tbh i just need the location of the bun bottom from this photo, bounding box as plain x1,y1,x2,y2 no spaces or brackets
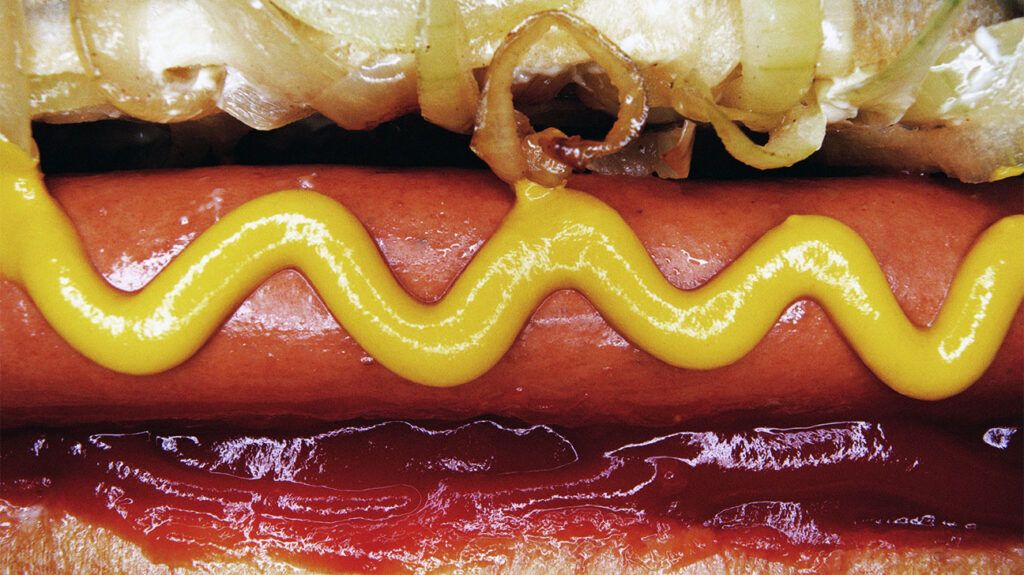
3,501,1021,575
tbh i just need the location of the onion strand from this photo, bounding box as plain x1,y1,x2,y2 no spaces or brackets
839,0,967,125
723,0,823,115
416,0,480,133
471,10,647,186
675,74,826,170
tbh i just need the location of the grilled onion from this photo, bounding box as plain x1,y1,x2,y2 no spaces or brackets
416,0,480,133
72,0,224,123
472,10,647,185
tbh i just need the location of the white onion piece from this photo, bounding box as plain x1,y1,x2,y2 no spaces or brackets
904,18,1023,124
675,74,826,170
724,0,823,115
218,67,311,131
23,0,86,77
72,0,223,123
193,0,339,108
818,0,855,78
28,73,107,118
839,0,967,125
0,0,35,155
270,0,418,52
313,54,419,131
416,0,479,133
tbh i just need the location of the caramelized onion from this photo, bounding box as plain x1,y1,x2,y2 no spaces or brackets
416,0,480,133
655,120,696,179
72,0,223,123
723,0,823,115
674,74,826,170
586,121,695,179
472,10,647,185
314,54,419,131
194,0,338,129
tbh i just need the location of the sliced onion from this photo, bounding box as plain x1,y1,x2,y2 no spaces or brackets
0,0,34,155
72,0,224,123
28,73,110,119
194,0,338,109
818,0,855,78
472,10,647,186
903,18,1023,124
314,54,419,131
722,0,823,115
672,75,782,133
839,0,966,125
218,67,311,131
823,15,1023,183
201,0,416,131
269,0,418,53
586,122,696,179
461,0,577,67
675,74,826,170
655,121,696,179
416,0,479,133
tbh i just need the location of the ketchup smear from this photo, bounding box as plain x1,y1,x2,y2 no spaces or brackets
2,419,1021,573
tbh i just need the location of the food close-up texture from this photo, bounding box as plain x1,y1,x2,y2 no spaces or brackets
1,0,1022,573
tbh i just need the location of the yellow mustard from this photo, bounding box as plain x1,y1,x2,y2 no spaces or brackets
1,141,1021,399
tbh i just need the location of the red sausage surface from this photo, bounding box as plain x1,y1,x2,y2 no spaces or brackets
1,167,1021,426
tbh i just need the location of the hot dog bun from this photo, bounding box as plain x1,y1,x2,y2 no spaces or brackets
2,506,1019,575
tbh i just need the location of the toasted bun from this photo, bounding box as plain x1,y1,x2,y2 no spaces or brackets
3,501,1022,575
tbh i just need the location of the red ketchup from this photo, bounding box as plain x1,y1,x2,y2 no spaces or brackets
2,419,1021,572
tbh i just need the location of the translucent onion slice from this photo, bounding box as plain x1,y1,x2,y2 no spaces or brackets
195,0,349,131
723,0,823,115
472,10,647,186
218,67,311,131
461,0,577,67
28,73,110,120
416,0,480,133
824,16,1023,182
903,18,1024,124
818,0,855,78
675,74,826,170
314,54,419,131
587,122,696,179
838,0,967,125
655,121,696,179
0,0,34,155
22,0,87,77
269,0,418,53
72,0,224,123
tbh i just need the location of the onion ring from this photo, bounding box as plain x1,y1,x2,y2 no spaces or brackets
471,10,647,186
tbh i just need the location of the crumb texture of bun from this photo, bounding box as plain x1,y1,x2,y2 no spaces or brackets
3,503,1023,575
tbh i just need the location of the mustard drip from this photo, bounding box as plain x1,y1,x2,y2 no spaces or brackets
1,141,1021,399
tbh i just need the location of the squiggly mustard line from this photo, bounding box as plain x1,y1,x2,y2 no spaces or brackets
1,142,1021,399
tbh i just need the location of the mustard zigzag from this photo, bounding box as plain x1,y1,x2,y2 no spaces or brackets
2,145,1022,399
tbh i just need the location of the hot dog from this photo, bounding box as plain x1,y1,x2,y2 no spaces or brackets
2,1,1023,573
1,165,1021,427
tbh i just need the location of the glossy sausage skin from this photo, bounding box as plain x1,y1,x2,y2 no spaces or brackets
1,167,1021,427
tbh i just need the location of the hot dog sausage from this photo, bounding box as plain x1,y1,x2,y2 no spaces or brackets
1,167,1020,426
